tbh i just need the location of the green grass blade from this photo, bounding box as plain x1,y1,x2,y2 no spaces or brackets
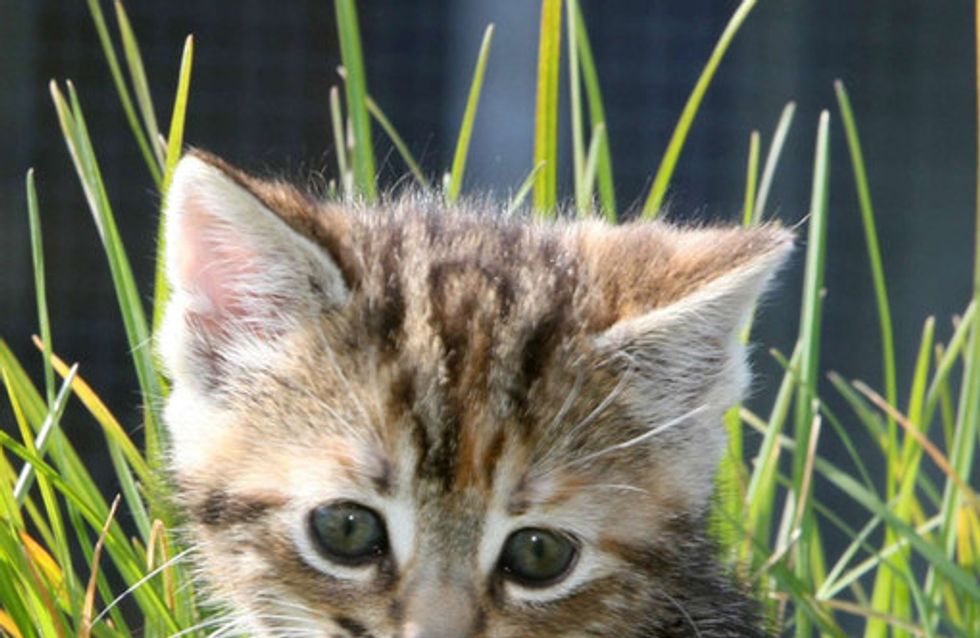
741,344,800,567
865,318,934,638
0,529,44,636
4,367,83,628
742,130,761,226
805,494,942,638
572,0,615,217
828,371,887,447
794,109,831,477
816,390,877,493
44,348,153,543
821,516,944,601
329,85,351,198
754,420,978,631
506,162,547,216
904,317,935,438
642,0,758,217
366,96,430,190
11,365,77,504
819,513,886,599
84,0,162,186
816,457,980,601
580,123,607,218
26,170,54,409
114,0,164,168
894,318,937,518
792,110,831,638
152,34,194,341
716,407,746,552
754,101,796,221
533,0,562,215
50,81,164,470
38,343,151,486
566,0,586,213
835,80,898,458
923,302,975,429
0,340,115,517
160,35,194,198
446,24,494,203
0,431,181,631
335,0,377,202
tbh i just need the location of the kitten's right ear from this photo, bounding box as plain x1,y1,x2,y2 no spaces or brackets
158,152,348,386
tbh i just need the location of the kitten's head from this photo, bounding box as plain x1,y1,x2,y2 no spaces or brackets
159,151,791,637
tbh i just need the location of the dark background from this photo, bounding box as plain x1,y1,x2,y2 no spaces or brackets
0,0,975,628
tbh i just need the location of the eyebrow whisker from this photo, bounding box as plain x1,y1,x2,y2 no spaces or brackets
569,404,708,468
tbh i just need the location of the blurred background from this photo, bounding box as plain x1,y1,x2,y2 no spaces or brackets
0,0,975,620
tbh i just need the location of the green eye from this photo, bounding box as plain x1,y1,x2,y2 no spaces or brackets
498,528,577,587
309,502,387,564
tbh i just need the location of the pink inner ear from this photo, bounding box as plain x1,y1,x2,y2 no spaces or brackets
173,193,264,323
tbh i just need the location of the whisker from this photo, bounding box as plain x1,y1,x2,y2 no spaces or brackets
570,404,708,468
91,547,196,626
661,590,704,638
166,615,231,638
547,366,586,433
565,363,633,440
586,483,650,495
206,620,243,638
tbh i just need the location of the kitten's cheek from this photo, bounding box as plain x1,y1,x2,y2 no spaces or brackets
163,387,238,475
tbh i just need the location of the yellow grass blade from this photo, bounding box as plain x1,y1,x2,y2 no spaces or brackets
0,611,24,638
33,337,151,485
18,532,66,606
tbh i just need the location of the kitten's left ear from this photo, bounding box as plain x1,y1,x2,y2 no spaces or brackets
581,223,793,507
158,152,349,387
591,224,792,357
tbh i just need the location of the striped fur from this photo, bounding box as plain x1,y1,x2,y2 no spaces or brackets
158,151,792,637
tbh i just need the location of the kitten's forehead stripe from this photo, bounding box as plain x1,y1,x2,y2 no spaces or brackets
374,225,406,356
353,212,590,498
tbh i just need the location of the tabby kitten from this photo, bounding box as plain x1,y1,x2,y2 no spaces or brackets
158,150,792,637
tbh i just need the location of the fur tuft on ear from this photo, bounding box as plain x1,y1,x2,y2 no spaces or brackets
157,152,348,389
583,222,794,509
593,226,792,354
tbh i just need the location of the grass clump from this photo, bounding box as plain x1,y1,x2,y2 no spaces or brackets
1,1,977,636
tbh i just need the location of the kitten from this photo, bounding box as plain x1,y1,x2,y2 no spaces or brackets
158,150,792,637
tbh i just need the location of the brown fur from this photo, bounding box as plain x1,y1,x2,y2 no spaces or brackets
160,151,792,637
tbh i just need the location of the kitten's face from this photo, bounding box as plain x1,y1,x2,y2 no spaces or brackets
159,152,790,637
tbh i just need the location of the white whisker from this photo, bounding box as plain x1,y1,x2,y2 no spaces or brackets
571,404,708,468
547,366,586,433
91,547,196,625
565,364,633,440
165,615,231,638
587,483,650,495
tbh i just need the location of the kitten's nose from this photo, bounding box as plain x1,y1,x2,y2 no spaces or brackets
401,580,476,638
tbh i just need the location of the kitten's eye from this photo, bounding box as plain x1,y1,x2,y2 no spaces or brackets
309,502,387,565
498,528,577,587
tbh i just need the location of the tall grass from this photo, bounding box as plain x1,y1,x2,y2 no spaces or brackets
1,1,977,636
